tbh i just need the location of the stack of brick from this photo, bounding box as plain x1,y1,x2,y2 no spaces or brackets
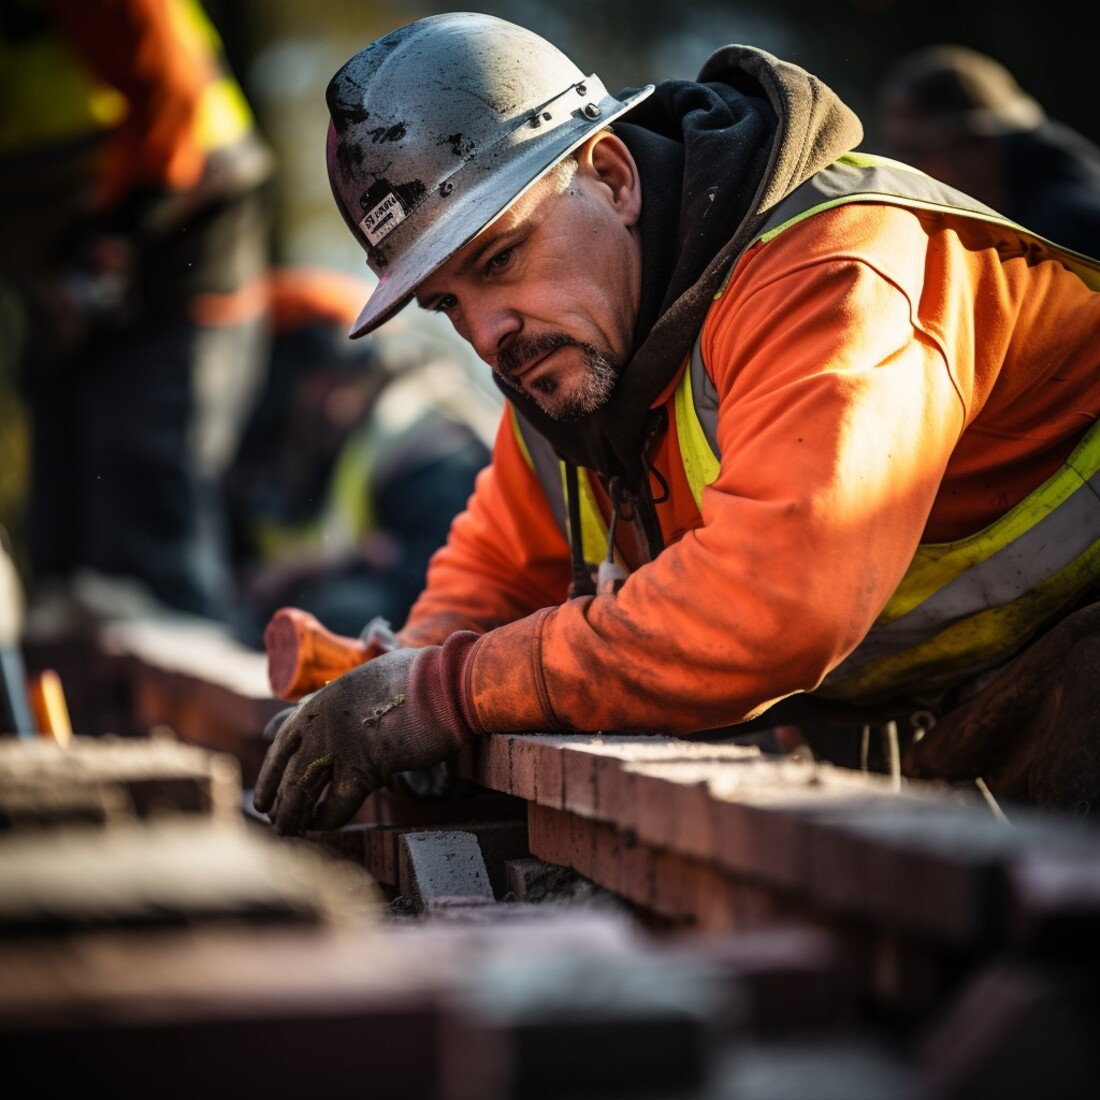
0,734,925,1100
9,618,1097,1097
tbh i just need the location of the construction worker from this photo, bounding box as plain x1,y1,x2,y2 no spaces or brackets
254,12,1100,836
0,0,274,624
225,266,498,647
871,44,1100,258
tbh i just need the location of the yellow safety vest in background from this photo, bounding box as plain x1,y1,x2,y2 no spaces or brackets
0,0,253,165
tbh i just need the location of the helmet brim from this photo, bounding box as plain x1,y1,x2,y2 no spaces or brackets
348,84,655,338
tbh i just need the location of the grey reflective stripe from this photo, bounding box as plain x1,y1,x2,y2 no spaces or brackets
514,407,569,535
827,470,1100,680
689,336,720,458
761,154,1007,235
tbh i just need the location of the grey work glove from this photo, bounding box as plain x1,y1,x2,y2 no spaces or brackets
253,632,482,836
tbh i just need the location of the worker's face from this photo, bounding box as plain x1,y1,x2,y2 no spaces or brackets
415,133,643,420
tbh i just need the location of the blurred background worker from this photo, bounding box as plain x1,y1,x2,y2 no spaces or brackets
224,266,499,648
0,0,275,629
871,43,1100,257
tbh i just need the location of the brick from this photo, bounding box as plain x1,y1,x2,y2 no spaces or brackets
462,732,513,794
526,802,570,864
809,800,1078,945
0,815,384,932
398,830,495,913
702,759,920,892
0,923,470,1100
367,825,400,885
307,822,371,866
514,734,570,807
562,740,601,817
568,809,598,880
561,736,760,823
665,924,857,1036
445,940,735,1100
98,618,284,787
616,760,725,861
863,927,961,1018
0,735,242,828
503,857,582,902
648,847,729,928
590,818,629,898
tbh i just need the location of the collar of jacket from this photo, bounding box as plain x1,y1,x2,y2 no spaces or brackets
500,44,863,492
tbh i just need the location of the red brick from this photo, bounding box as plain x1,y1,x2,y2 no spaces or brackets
527,803,573,867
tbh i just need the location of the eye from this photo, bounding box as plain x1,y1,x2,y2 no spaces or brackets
432,293,458,314
487,247,513,271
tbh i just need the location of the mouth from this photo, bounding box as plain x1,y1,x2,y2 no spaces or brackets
500,347,558,392
515,347,559,384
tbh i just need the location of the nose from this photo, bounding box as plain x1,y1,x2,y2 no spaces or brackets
459,296,520,366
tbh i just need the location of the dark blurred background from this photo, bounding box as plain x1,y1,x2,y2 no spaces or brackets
1,0,1091,586
214,0,1097,276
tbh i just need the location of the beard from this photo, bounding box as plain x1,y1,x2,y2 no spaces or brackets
496,331,619,420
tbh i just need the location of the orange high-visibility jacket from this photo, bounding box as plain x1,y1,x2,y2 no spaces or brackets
400,199,1100,735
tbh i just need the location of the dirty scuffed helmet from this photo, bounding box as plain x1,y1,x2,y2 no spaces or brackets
325,12,654,337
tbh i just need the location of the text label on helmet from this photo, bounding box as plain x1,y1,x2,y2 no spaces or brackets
360,192,407,247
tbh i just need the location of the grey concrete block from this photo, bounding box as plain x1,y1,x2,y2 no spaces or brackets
398,830,494,913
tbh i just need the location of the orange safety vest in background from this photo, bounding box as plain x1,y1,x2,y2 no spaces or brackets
0,0,260,209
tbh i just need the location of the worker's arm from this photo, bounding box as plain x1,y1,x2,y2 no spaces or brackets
394,408,578,647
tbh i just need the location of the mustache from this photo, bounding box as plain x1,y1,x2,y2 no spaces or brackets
496,332,588,380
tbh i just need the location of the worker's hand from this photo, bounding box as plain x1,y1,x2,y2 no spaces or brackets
253,632,482,835
262,698,312,745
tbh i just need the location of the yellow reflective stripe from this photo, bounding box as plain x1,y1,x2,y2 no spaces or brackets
0,0,253,158
172,0,224,51
720,153,1100,302
169,0,254,151
171,0,255,150
511,406,626,567
251,516,323,561
197,76,254,151
882,420,1100,622
510,404,535,470
674,357,720,509
558,462,612,566
823,422,1100,701
0,37,124,150
824,541,1100,702
319,427,376,552
758,195,1100,294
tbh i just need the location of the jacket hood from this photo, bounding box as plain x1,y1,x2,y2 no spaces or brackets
503,44,863,488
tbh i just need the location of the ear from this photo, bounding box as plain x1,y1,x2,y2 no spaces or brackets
577,131,642,227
